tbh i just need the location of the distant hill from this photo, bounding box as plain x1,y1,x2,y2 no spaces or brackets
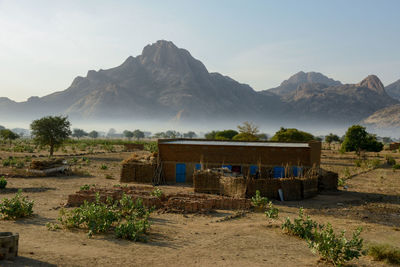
385,79,400,101
279,75,398,123
262,71,342,97
0,40,282,122
363,104,400,128
0,40,398,129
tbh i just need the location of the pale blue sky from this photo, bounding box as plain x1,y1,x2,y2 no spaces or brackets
1,0,399,101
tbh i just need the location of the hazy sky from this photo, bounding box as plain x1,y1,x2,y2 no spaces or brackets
1,0,400,102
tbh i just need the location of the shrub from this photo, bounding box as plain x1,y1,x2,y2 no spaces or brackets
0,176,7,189
151,188,164,199
367,159,380,169
251,190,269,209
80,184,95,191
393,164,400,170
338,178,346,187
105,174,114,179
354,159,362,167
0,190,34,219
115,216,150,242
59,194,118,236
385,155,396,166
58,193,151,241
100,164,108,170
265,201,279,219
281,208,320,240
368,243,400,265
308,224,364,266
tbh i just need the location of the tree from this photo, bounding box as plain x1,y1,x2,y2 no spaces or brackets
88,130,98,139
232,122,260,141
215,130,238,140
205,131,218,139
123,130,134,141
165,130,180,138
0,129,19,145
237,121,260,136
30,116,71,156
341,125,383,154
183,131,197,139
107,128,117,138
270,127,315,142
325,133,340,144
153,132,166,139
72,128,88,139
133,129,145,140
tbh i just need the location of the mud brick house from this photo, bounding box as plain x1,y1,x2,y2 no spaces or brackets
158,139,321,183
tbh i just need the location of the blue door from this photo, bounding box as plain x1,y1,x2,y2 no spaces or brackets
195,163,202,170
273,166,285,178
176,163,186,183
250,165,258,175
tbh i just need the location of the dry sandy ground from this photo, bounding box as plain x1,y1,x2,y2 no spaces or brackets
0,150,399,266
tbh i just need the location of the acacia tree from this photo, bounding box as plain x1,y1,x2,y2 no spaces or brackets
0,129,19,145
183,131,197,139
30,116,71,156
325,133,340,144
270,127,314,142
133,129,145,140
88,130,98,139
123,130,134,141
233,121,260,141
72,128,88,139
341,125,383,155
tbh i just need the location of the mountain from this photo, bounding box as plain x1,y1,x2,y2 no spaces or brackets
385,80,400,101
363,104,400,128
280,75,398,123
0,40,282,122
262,71,342,96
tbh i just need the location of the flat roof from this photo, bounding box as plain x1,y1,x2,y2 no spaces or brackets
160,140,310,148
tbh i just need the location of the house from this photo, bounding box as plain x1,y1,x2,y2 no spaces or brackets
158,139,321,183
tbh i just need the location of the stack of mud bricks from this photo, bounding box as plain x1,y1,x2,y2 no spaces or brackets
0,232,19,260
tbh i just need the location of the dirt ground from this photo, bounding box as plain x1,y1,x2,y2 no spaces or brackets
1,149,400,266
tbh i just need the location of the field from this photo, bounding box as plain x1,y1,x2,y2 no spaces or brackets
1,140,400,266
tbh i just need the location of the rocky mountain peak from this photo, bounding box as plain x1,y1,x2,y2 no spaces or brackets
357,75,385,94
281,71,342,87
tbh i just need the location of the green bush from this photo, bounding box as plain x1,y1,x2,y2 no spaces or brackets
385,155,396,166
251,190,269,209
308,224,364,266
367,159,381,169
0,176,7,189
265,201,279,219
151,188,164,199
354,159,362,167
368,243,400,265
115,216,150,242
393,164,400,170
100,164,108,170
281,208,320,240
58,193,151,241
0,190,34,219
80,184,95,191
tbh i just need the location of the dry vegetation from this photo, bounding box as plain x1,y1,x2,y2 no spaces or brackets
0,142,400,266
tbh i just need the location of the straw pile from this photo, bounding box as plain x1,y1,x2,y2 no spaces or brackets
280,178,302,201
120,153,157,183
318,169,338,191
30,158,65,170
246,178,280,199
219,176,247,198
193,169,221,194
300,176,318,199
